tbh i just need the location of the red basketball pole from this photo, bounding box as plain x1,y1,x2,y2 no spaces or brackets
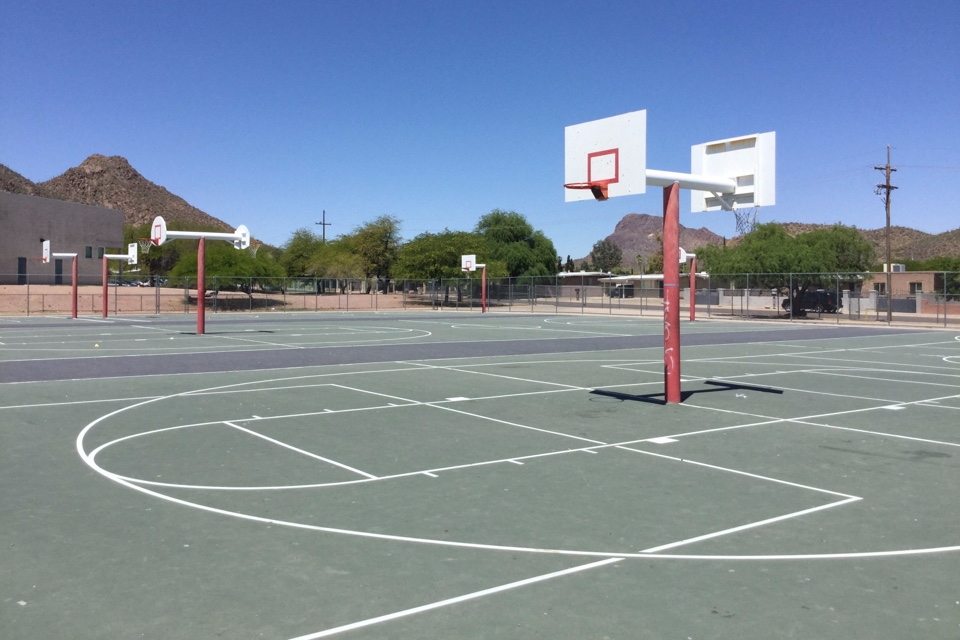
69,256,78,319
102,257,109,319
197,237,206,335
481,265,487,313
663,183,681,403
689,254,697,322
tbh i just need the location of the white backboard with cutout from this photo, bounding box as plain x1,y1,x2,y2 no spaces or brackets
564,110,647,202
690,131,776,212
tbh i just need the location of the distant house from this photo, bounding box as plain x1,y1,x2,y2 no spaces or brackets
0,192,124,285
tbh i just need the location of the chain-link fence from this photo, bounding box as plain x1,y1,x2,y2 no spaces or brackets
2,272,959,327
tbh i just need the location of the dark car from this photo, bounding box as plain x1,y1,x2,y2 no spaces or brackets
782,290,841,314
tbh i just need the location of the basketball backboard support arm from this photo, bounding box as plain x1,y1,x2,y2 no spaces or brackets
645,169,737,203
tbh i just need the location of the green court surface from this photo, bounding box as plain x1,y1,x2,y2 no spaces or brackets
2,312,959,639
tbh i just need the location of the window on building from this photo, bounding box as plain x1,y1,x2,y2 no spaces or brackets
85,246,93,259
909,282,923,294
874,282,886,294
98,247,105,259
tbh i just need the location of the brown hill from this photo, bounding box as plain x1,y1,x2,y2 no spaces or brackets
1,155,232,232
583,213,724,269
0,164,52,197
777,222,959,262
597,215,960,268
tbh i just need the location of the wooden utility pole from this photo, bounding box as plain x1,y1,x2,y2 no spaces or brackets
875,146,897,323
315,210,332,243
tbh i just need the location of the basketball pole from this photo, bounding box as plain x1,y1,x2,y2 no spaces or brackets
197,237,206,335
663,182,681,404
102,258,109,319
479,264,487,313
51,252,79,319
71,256,78,319
689,254,697,322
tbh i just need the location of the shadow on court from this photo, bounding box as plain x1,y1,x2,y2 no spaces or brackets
590,379,785,405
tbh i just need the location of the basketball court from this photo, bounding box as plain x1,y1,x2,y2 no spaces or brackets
3,311,960,638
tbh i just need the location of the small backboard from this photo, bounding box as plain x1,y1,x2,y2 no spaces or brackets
461,254,476,272
41,239,50,264
690,132,776,212
127,242,138,265
565,109,646,202
151,216,167,246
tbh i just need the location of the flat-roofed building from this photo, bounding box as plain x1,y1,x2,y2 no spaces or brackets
0,192,124,284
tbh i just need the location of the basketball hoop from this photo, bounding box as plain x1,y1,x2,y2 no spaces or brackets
247,241,263,258
138,238,155,255
733,206,760,235
563,182,609,201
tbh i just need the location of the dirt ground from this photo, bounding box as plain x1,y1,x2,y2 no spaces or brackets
0,284,410,316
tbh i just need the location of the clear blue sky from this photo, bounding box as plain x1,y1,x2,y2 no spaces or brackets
2,0,958,260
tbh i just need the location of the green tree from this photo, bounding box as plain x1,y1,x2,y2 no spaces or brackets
590,239,622,272
352,215,401,279
698,223,874,314
646,233,664,275
564,255,576,272
394,229,491,280
475,209,558,277
280,228,323,276
168,239,284,289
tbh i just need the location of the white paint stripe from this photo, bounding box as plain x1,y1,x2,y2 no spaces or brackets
615,445,860,499
286,557,622,639
428,403,607,444
422,471,438,478
0,395,161,410
641,497,861,553
223,421,377,479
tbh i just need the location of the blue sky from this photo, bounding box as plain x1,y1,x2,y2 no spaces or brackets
2,0,958,260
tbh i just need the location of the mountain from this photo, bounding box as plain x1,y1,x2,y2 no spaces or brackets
1,155,232,232
582,213,724,269
595,215,960,268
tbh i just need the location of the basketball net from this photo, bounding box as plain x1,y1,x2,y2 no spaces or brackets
138,238,154,255
733,207,759,236
247,241,262,258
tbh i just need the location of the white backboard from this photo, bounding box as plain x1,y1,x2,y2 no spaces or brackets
461,254,476,272
151,216,168,245
690,131,776,212
565,110,646,201
233,224,251,250
41,239,50,264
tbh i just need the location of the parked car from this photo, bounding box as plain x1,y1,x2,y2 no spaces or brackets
781,290,841,314
607,283,634,298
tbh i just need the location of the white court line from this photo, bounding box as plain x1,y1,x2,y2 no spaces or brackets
223,421,377,479
641,497,861,553
616,444,859,500
79,397,960,561
286,557,622,640
409,361,589,390
0,395,161,411
428,403,607,445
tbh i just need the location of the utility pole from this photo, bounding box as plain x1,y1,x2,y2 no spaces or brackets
875,146,897,323
315,210,332,243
